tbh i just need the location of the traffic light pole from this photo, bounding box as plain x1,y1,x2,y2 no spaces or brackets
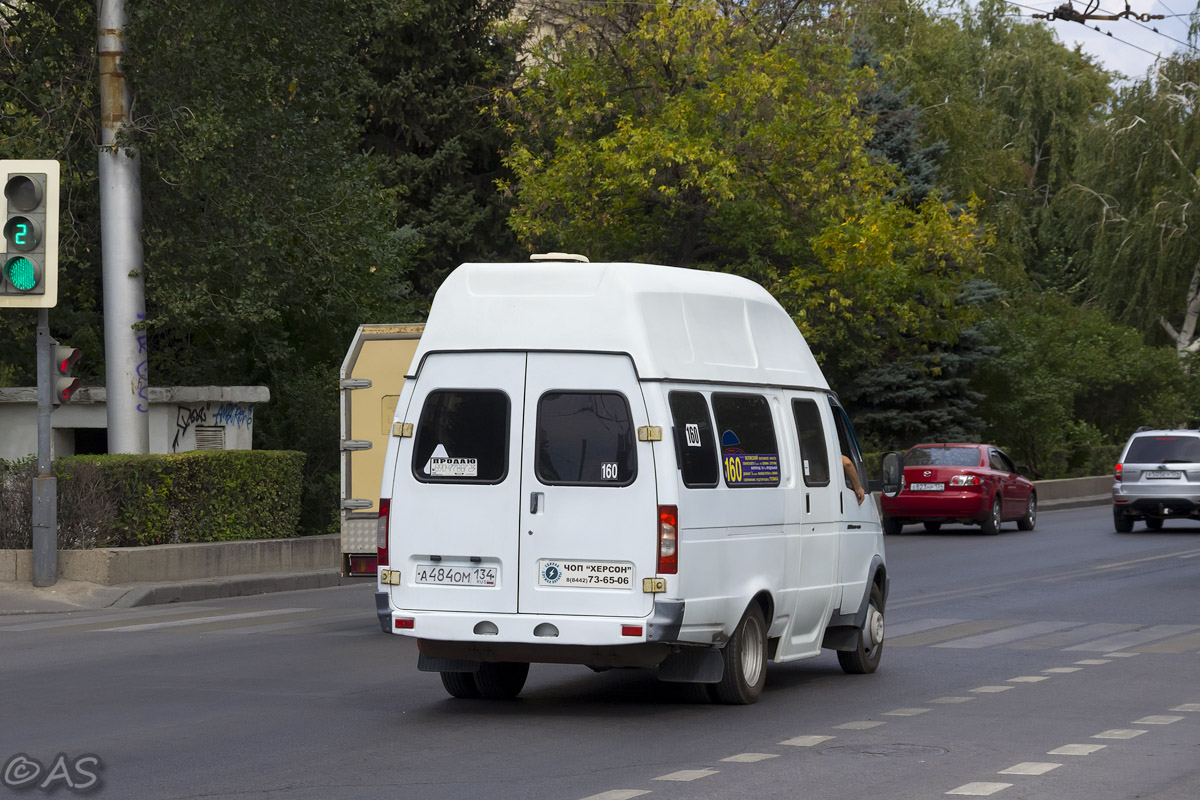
33,308,58,587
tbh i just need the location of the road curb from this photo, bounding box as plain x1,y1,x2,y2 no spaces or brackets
113,570,344,608
1039,494,1111,513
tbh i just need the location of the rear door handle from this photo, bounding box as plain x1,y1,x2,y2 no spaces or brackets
530,492,543,514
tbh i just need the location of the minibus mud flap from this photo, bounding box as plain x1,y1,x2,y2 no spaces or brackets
656,647,724,683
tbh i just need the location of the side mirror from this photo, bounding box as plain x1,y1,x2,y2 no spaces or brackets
881,452,904,497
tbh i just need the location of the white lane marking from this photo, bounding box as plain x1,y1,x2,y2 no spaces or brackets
101,609,310,632
721,753,778,763
652,769,718,782
1066,625,1200,652
780,735,834,747
1092,729,1147,739
216,612,367,634
971,686,1014,693
1008,676,1049,683
998,762,1061,775
1171,704,1200,712
1104,652,1141,657
931,697,976,704
946,782,1012,796
0,605,221,631
580,792,651,800
835,721,885,730
886,618,970,637
1074,659,1111,665
1048,744,1107,755
935,620,1085,649
1133,715,1183,725
883,708,932,716
1043,667,1082,673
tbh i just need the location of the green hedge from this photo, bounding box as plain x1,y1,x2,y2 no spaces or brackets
1,450,305,549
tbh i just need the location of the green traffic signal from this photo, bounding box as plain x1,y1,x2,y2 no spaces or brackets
4,255,38,292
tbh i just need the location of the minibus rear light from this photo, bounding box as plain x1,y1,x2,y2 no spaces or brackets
621,625,643,637
377,498,391,567
394,617,414,630
657,505,678,575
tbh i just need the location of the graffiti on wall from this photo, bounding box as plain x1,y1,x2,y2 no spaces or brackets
170,402,254,452
136,312,149,413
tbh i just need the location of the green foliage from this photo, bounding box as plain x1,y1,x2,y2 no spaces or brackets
0,451,305,549
973,294,1196,478
358,0,525,299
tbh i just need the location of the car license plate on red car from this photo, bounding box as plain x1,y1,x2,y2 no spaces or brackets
909,482,944,491
1145,470,1182,479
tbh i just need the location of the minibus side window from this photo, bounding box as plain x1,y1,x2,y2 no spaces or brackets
792,398,830,487
412,390,510,483
829,400,865,490
711,393,781,488
535,392,636,486
668,391,719,488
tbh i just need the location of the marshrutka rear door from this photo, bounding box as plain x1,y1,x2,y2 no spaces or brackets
389,352,526,614
517,354,658,618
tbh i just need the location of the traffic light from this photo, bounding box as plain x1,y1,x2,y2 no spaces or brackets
0,159,60,308
52,344,82,407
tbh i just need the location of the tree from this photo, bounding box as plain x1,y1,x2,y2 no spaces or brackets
358,0,525,300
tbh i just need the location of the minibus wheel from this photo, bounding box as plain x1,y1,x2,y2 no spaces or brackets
476,662,529,699
713,605,767,705
440,671,481,699
837,584,884,675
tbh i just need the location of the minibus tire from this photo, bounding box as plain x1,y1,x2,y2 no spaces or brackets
837,584,884,675
440,671,482,699
476,662,529,699
712,605,767,705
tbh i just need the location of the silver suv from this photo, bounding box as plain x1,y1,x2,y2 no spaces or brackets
1112,428,1200,532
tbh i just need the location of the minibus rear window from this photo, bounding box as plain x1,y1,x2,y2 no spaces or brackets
669,391,719,488
412,390,510,483
711,393,781,488
535,392,636,486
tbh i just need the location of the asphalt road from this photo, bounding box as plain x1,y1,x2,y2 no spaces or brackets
2,504,1198,800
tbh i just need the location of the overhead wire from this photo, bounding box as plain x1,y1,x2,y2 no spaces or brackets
1002,0,1166,58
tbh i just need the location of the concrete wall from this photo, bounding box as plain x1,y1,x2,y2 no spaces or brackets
0,535,339,585
1032,475,1111,501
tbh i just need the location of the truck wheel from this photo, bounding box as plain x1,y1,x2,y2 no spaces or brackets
980,497,1002,535
1017,494,1037,531
837,583,884,675
476,662,529,699
440,671,481,699
712,604,767,705
1113,507,1134,533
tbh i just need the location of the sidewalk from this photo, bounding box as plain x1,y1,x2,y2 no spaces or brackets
0,569,343,615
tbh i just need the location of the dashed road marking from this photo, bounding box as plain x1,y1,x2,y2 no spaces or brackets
883,707,931,716
780,735,834,747
834,721,885,730
1104,651,1141,657
890,620,1017,648
101,609,313,632
1171,703,1200,712
1009,622,1139,651
652,769,718,782
1074,659,1111,665
971,686,1014,693
1048,744,1107,755
1132,715,1183,725
935,620,1085,649
1092,729,1147,739
931,696,976,704
1043,667,1082,673
1066,626,1200,652
998,762,1061,775
721,753,778,763
1008,676,1049,683
946,782,1012,796
580,792,650,800
1134,631,1200,654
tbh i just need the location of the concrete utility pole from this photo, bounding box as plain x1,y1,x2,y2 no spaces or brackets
97,0,149,454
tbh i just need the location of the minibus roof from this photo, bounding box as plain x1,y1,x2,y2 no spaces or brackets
412,261,829,390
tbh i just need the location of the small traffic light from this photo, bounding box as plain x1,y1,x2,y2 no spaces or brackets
53,344,82,406
0,159,60,308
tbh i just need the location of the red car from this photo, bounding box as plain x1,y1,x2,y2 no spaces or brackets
880,443,1036,535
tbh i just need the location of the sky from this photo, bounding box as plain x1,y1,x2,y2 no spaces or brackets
1002,1,1198,80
